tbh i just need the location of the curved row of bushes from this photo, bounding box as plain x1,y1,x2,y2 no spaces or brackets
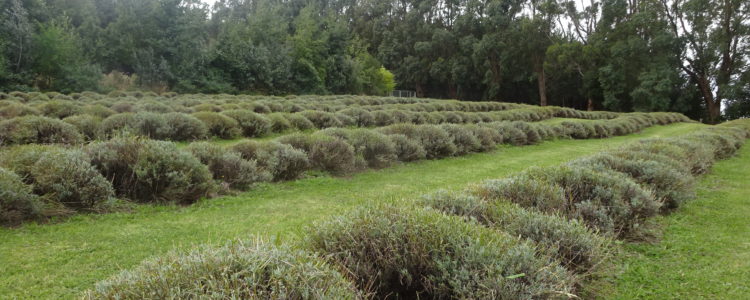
0,102,687,145
82,120,749,299
0,114,687,226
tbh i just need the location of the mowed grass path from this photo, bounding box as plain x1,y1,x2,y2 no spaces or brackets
610,139,750,299
0,123,704,299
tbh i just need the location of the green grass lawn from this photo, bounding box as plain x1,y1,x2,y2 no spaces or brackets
610,139,750,299
0,123,705,299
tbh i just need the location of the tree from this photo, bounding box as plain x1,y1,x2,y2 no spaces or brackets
660,0,750,123
32,17,101,92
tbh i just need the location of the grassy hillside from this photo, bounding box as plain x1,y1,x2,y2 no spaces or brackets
611,141,750,299
0,122,704,298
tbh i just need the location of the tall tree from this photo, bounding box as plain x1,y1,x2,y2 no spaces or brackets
660,0,750,123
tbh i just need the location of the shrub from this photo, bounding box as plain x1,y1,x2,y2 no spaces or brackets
63,115,102,141
233,141,310,181
99,113,137,138
372,110,395,126
380,124,457,158
30,149,114,210
470,177,568,213
284,113,315,130
192,112,242,139
300,110,342,128
570,153,694,210
37,100,83,118
82,104,116,119
387,134,426,162
467,125,500,151
0,103,40,118
307,203,573,298
422,191,609,275
84,240,362,299
277,133,314,153
186,142,270,189
348,130,398,168
512,121,543,144
267,113,293,133
308,134,356,174
339,108,375,127
132,112,171,139
441,124,481,154
626,139,712,175
222,110,272,137
86,137,214,204
0,168,41,225
163,112,208,141
506,166,660,235
0,116,83,145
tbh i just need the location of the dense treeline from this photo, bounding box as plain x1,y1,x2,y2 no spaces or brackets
0,0,747,122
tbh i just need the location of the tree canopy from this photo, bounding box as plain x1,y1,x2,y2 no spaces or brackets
0,0,747,121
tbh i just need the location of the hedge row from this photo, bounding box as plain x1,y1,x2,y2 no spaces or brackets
0,114,685,225
83,120,749,299
0,105,688,145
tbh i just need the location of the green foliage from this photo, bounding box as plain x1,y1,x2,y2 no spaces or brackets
0,167,41,225
86,137,213,204
222,110,271,137
232,141,310,181
307,203,574,298
192,111,242,139
186,142,269,189
29,148,114,210
84,239,362,299
0,115,82,145
422,191,610,275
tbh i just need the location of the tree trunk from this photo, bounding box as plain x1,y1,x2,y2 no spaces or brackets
448,85,457,99
695,76,721,124
587,98,594,111
535,61,548,106
415,83,425,98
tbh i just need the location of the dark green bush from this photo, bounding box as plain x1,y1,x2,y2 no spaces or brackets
186,142,270,189
192,111,242,139
422,191,609,275
86,137,214,204
63,115,101,141
0,167,41,226
84,240,362,299
0,116,83,145
233,141,310,181
163,112,209,141
222,110,272,137
307,203,573,298
30,149,114,210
